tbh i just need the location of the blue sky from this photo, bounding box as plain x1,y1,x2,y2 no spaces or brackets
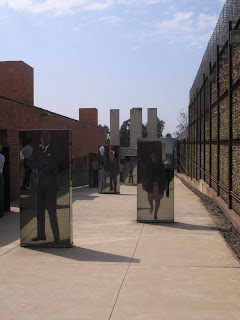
0,0,226,135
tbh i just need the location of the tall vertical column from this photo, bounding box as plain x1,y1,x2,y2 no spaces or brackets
147,108,157,138
130,108,142,148
110,109,120,146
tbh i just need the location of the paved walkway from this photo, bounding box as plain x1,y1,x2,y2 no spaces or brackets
0,177,240,320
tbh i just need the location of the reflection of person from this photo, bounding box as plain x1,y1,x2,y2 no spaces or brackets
99,145,105,157
0,145,5,217
92,156,99,187
119,162,124,182
128,160,134,184
142,152,168,220
21,140,33,190
99,164,107,191
164,162,171,197
106,149,119,193
28,131,60,243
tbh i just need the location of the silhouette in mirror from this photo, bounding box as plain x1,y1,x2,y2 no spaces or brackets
137,139,174,222
19,130,72,247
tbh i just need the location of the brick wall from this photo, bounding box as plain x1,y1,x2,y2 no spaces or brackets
0,96,106,200
0,61,34,105
0,61,106,201
79,108,98,126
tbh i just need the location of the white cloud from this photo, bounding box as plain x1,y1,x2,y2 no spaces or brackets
73,23,86,31
197,13,218,30
126,9,220,49
131,45,140,51
154,11,194,34
0,0,114,15
117,0,165,4
98,15,120,23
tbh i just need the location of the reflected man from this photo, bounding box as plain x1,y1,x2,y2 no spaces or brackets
28,131,60,243
107,149,119,193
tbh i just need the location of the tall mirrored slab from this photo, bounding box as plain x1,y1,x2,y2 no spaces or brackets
19,130,72,247
98,145,120,194
137,139,174,222
89,152,98,187
124,156,137,186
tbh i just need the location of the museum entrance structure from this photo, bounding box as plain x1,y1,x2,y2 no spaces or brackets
19,130,72,247
137,139,174,223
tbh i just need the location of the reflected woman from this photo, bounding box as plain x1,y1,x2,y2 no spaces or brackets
142,152,168,220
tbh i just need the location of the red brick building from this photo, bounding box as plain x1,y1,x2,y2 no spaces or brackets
0,61,106,201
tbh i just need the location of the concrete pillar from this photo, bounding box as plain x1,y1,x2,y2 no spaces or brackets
147,108,157,138
110,109,120,146
130,108,142,148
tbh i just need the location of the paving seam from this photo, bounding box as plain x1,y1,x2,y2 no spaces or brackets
108,223,144,320
0,243,19,257
124,265,240,269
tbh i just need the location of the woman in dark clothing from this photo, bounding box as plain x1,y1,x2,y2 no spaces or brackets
142,152,168,220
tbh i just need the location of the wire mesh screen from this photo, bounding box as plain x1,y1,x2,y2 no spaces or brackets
190,0,240,100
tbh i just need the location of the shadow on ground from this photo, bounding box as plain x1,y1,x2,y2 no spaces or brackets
27,246,140,263
72,186,99,201
144,221,220,231
0,210,20,248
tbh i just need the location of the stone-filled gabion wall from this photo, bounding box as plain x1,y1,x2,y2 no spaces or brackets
177,1,240,217
179,31,240,217
232,85,240,139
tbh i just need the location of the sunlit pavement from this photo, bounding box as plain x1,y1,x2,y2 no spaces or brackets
0,177,239,320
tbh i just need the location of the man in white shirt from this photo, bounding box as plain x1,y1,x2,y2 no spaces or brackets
0,145,5,217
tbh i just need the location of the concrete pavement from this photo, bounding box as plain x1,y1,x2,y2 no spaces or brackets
0,177,239,320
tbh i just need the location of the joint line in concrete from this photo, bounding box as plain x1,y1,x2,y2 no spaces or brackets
108,223,144,319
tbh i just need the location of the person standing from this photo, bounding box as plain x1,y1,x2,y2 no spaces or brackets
128,160,134,184
98,163,107,191
106,149,119,193
91,156,99,187
164,161,171,197
119,161,124,182
28,131,60,243
0,145,5,217
142,152,168,220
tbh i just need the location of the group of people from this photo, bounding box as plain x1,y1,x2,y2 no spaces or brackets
1,136,173,241
119,160,135,184
91,147,119,193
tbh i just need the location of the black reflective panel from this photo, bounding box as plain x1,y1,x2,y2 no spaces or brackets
98,145,120,194
19,130,72,247
137,139,174,223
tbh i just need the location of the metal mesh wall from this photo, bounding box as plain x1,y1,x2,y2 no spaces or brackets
190,0,240,100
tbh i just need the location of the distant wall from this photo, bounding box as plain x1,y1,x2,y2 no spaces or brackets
0,61,106,200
